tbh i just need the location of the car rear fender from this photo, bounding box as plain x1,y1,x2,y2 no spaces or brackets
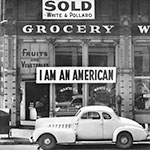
112,126,134,142
112,126,147,142
32,127,76,144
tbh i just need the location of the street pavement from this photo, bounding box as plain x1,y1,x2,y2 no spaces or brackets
0,143,150,150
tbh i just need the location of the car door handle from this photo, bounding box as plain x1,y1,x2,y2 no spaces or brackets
75,122,78,125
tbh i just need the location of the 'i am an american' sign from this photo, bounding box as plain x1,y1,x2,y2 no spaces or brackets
36,67,116,84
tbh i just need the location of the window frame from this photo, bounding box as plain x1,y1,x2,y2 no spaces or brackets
102,112,112,120
134,42,150,111
80,111,101,120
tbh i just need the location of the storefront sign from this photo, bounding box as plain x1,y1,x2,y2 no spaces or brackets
17,22,118,36
36,67,116,83
42,0,95,19
132,24,150,35
18,22,150,36
20,43,49,76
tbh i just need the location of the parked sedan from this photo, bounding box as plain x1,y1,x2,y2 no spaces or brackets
55,95,106,116
55,95,83,116
30,106,150,150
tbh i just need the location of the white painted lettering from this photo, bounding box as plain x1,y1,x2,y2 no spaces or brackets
103,25,114,33
21,24,116,34
36,25,47,33
76,25,86,33
90,25,101,33
138,25,150,33
63,25,73,33
50,25,60,33
22,25,34,33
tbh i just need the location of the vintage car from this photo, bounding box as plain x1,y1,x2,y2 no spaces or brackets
55,95,83,116
55,95,106,116
30,106,150,150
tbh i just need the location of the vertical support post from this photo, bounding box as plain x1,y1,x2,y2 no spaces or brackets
72,48,78,94
4,35,17,126
82,40,89,106
0,36,4,108
49,39,55,117
117,16,134,119
1,18,18,126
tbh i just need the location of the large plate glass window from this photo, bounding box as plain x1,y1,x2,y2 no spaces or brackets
134,46,150,111
88,45,116,109
55,43,82,116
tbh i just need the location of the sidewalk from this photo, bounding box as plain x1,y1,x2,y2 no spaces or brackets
0,120,35,145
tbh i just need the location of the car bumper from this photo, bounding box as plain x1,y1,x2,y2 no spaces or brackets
147,132,150,140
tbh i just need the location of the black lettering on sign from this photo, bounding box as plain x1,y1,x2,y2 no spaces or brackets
59,69,70,80
44,69,56,80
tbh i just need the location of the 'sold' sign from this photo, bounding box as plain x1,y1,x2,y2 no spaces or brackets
42,0,95,19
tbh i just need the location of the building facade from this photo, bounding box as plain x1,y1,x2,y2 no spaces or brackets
0,0,150,126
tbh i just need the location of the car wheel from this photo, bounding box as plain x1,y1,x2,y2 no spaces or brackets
116,132,133,149
38,134,57,150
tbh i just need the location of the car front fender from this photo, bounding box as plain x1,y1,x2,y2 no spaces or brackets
112,126,148,142
32,127,76,144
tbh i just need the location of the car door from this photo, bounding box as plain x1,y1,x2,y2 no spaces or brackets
102,112,119,139
76,111,103,140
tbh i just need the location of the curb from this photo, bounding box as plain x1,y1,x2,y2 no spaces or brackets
0,138,33,145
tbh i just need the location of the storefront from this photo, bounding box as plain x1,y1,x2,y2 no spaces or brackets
2,0,150,126
18,34,118,120
15,23,150,124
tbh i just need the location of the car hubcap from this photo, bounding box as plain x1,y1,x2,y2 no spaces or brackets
44,138,51,145
121,137,128,144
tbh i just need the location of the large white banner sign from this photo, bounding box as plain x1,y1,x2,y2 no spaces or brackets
43,0,95,19
36,67,116,83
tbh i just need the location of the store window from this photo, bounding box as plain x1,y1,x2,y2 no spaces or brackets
88,45,116,109
55,44,83,116
134,46,150,111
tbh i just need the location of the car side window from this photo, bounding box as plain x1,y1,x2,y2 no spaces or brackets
71,98,82,105
102,112,111,120
81,112,100,120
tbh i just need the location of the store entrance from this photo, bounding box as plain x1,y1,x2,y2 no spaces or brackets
25,82,49,120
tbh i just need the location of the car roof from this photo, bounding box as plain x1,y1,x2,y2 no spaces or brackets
72,95,83,99
80,105,114,113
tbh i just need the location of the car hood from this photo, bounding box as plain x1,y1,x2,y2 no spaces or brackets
119,117,142,128
35,116,78,129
